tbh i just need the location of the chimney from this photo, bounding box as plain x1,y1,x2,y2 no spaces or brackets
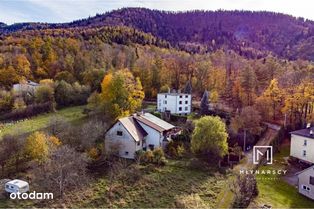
307,123,311,129
310,130,314,136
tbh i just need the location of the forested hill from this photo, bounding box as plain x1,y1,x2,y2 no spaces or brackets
1,8,314,60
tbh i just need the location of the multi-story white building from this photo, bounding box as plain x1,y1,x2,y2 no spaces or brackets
157,92,191,115
290,127,314,164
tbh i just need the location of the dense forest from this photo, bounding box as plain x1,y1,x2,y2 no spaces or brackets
1,8,314,60
0,8,313,128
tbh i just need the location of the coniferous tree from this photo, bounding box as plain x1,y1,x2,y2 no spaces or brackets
183,80,192,94
200,90,209,115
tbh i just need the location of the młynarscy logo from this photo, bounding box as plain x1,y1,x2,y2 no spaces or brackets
253,145,273,165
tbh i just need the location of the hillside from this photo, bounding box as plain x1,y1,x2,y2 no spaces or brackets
1,8,314,60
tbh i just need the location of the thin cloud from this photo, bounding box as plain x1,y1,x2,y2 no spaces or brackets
0,0,312,24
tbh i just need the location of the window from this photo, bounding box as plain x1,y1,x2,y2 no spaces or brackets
310,176,314,185
179,101,182,104
164,100,167,104
125,151,129,155
165,95,167,98
137,141,140,146
304,140,307,146
117,131,123,136
302,185,311,191
303,150,307,157
179,95,183,98
185,95,188,98
185,107,188,111
149,144,154,150
179,107,182,111
185,101,188,104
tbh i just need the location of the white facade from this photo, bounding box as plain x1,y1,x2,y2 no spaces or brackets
157,93,191,115
105,113,179,159
298,166,314,200
290,134,314,164
137,121,163,150
105,121,143,159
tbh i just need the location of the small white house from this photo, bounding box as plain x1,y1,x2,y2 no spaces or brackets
297,165,314,200
105,112,180,159
13,80,39,96
5,179,29,194
290,127,314,164
157,91,191,115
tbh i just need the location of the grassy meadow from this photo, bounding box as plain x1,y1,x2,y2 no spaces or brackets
254,144,314,208
0,106,86,139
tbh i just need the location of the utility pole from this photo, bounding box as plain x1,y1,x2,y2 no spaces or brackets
243,129,247,152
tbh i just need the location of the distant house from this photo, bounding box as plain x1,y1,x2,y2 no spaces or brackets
157,91,191,115
290,127,314,164
297,165,314,200
105,112,180,159
13,80,39,96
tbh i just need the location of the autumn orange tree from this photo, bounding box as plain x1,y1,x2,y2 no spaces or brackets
282,81,314,127
89,69,145,121
255,79,283,121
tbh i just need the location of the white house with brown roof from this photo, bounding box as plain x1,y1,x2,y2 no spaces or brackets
105,112,180,159
297,165,314,200
290,127,314,164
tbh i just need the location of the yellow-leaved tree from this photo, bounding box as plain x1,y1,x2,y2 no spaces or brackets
256,79,283,121
90,69,145,121
25,132,49,164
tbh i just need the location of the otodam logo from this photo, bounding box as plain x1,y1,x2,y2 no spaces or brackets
253,146,273,165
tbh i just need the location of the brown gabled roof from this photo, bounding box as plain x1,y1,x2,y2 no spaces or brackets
119,116,148,142
134,113,175,133
134,115,164,132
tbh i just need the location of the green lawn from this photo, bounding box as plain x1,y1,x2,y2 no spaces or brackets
254,144,314,208
77,160,228,208
0,106,86,139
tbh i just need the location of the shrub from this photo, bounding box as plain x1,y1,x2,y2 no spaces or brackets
13,97,26,110
0,102,54,121
232,174,258,208
176,144,185,158
151,111,161,118
88,147,101,160
166,140,187,158
143,150,154,163
35,85,54,103
135,150,145,163
0,90,14,113
153,148,167,165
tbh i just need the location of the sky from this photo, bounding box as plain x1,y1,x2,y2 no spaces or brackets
0,0,313,25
